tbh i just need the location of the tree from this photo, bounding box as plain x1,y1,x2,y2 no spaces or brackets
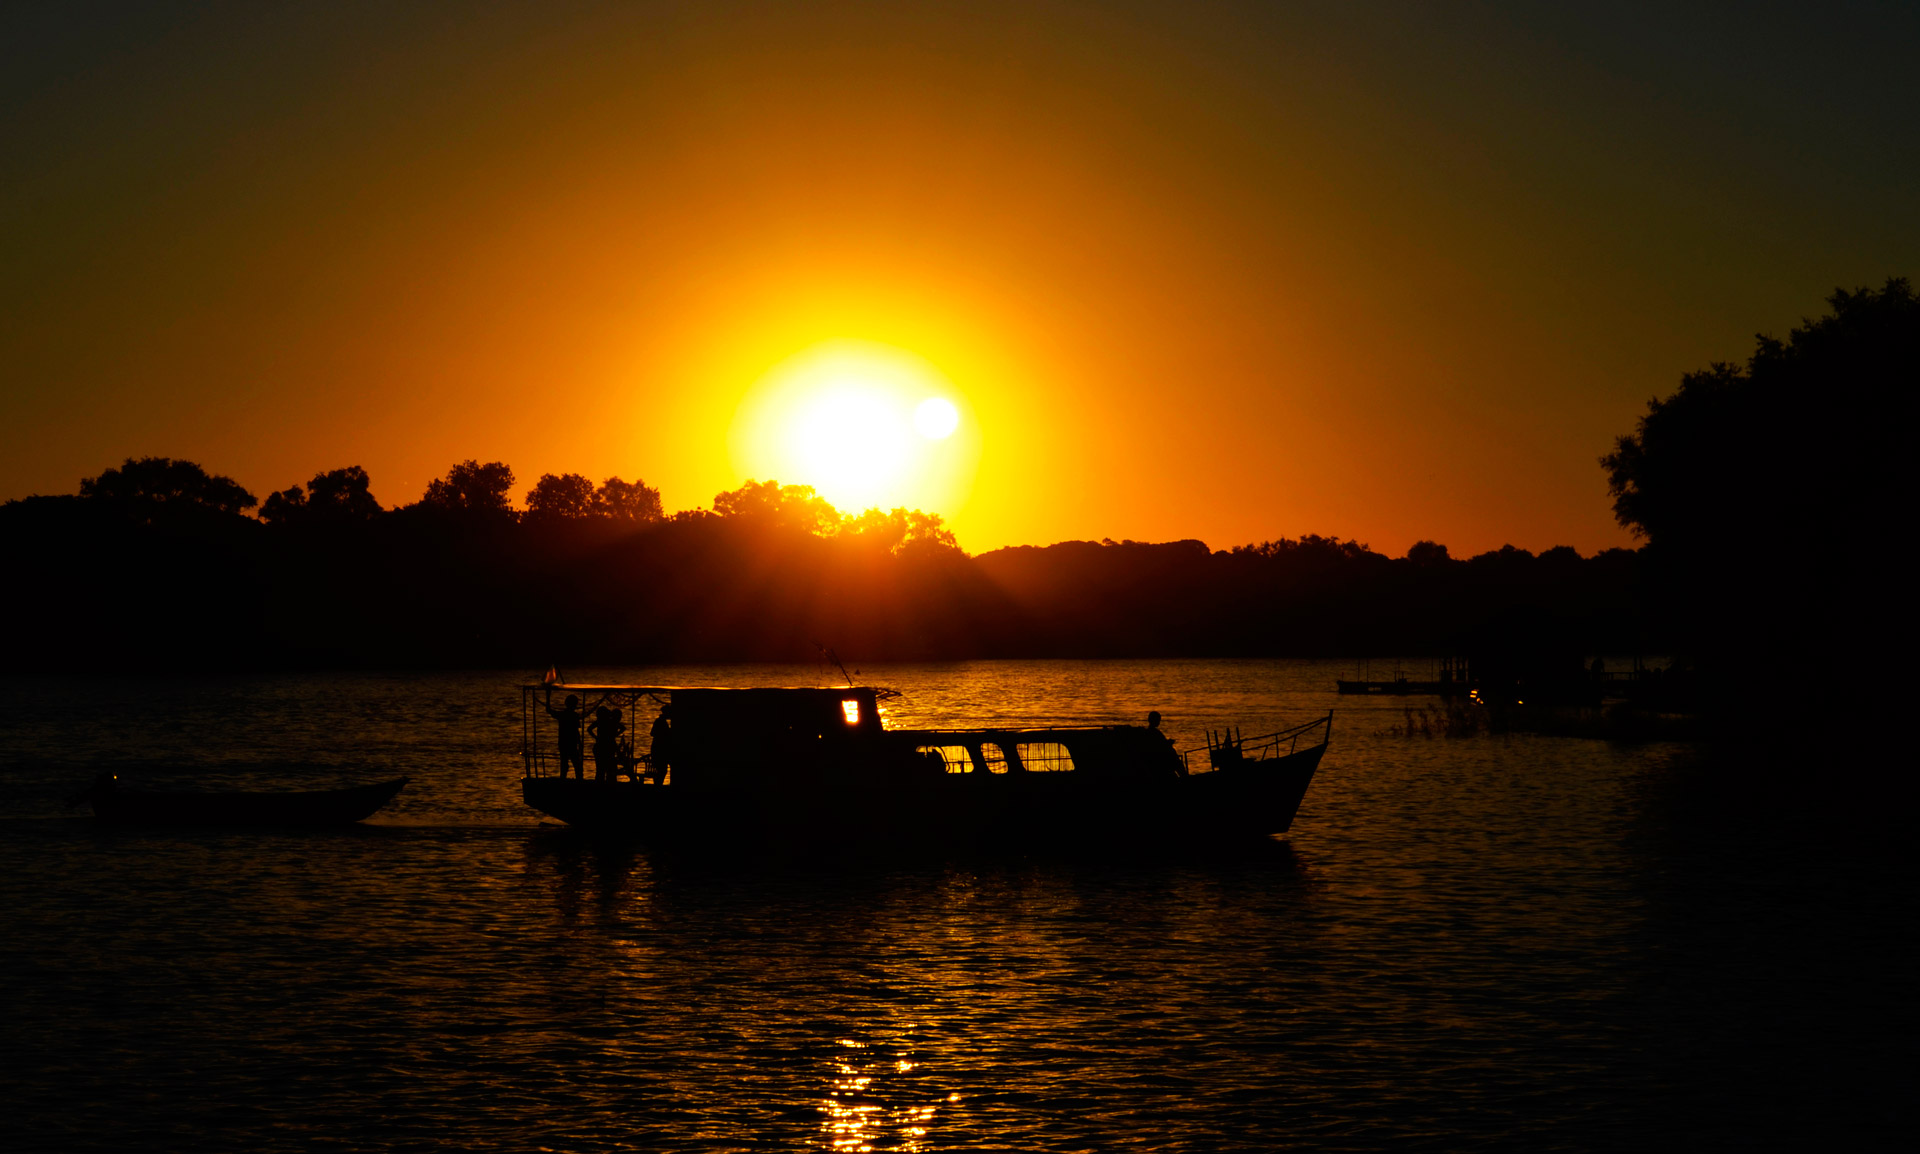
840,507,964,557
526,473,596,521
594,476,663,523
260,486,307,526
420,460,516,521
1603,277,1914,553
262,466,381,526
79,457,256,522
1468,544,1535,566
712,479,841,535
1405,540,1453,566
1229,535,1377,563
1599,277,1915,729
307,466,382,520
524,473,662,524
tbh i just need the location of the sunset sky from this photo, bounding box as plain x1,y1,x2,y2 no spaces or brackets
4,1,1915,555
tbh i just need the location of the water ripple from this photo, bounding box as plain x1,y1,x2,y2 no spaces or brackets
1,662,1910,1150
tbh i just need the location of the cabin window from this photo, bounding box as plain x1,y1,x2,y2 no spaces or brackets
1016,742,1075,772
841,699,861,726
917,745,975,774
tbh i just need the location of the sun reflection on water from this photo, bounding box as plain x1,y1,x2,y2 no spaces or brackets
818,1036,949,1152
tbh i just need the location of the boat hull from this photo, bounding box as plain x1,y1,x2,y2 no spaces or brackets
522,744,1326,845
90,777,409,826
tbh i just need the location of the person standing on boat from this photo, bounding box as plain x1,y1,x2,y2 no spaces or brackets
609,708,630,780
589,706,621,782
648,704,674,785
547,694,586,778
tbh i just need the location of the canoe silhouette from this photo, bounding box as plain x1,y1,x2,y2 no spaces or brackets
88,775,408,826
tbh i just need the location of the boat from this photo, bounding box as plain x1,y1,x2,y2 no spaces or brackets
518,682,1331,845
1337,656,1475,697
88,774,409,826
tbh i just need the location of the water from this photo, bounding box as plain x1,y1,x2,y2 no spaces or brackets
1,661,1909,1151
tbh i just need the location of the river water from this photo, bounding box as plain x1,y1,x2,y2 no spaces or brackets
0,660,1909,1151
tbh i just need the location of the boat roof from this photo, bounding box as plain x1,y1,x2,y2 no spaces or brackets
896,725,1135,738
523,683,881,694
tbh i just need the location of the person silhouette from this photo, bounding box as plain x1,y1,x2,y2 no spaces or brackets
547,693,586,779
648,704,674,785
1148,710,1184,776
608,708,628,779
589,706,619,782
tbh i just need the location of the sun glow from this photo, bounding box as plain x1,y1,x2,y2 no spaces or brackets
729,341,979,514
913,397,959,440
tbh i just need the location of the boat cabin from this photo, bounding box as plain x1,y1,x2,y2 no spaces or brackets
520,680,1203,792
521,683,895,790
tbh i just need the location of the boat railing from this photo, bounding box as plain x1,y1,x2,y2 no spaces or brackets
523,751,652,781
1181,711,1332,773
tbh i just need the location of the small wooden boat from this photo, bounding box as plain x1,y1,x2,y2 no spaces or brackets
88,774,408,826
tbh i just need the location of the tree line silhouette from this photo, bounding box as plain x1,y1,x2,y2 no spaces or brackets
2,456,1641,670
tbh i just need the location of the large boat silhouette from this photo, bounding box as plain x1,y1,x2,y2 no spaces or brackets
520,682,1331,844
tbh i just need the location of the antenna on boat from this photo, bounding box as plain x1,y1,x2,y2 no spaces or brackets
814,642,856,687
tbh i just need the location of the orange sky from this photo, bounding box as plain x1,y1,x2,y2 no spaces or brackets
3,2,1916,555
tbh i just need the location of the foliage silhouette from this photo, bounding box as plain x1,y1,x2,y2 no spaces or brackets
840,507,961,557
417,460,516,521
712,479,842,535
80,457,256,523
525,472,597,521
6,446,1652,671
1601,276,1915,741
526,473,664,524
261,466,381,526
1603,277,1914,554
592,476,663,523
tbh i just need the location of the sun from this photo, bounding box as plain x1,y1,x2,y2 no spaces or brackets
913,397,959,440
729,341,979,514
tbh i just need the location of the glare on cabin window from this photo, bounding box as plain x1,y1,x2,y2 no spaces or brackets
841,699,861,725
1017,742,1075,772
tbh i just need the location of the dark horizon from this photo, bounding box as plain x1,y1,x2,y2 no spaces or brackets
2,454,1653,673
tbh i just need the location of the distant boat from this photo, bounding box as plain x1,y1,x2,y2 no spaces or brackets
518,682,1332,845
1337,656,1475,697
1335,677,1473,697
88,775,408,826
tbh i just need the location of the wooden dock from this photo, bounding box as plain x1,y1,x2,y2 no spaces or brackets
1335,657,1475,697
